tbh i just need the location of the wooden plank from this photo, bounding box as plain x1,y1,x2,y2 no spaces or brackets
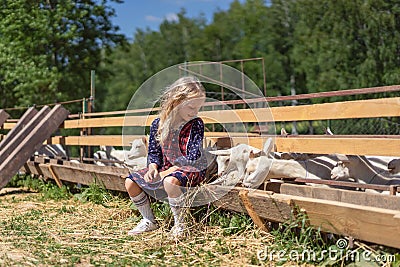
0,106,50,164
0,105,69,189
238,190,269,232
205,136,400,156
267,182,400,211
24,161,129,183
0,110,10,127
275,137,400,157
62,115,156,129
42,134,400,156
211,186,293,223
48,165,63,188
270,97,400,122
213,187,400,249
45,133,256,147
291,195,400,249
38,163,127,192
45,97,400,129
47,135,142,146
202,97,400,123
0,107,38,151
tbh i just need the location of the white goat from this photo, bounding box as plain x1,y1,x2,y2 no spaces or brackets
35,144,67,158
243,138,340,188
109,138,147,162
208,143,263,178
93,148,110,166
124,156,147,171
388,158,400,174
331,155,400,193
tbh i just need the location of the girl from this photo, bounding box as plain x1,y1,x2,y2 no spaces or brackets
125,76,207,238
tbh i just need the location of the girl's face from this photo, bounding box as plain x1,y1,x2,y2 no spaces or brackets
175,97,205,123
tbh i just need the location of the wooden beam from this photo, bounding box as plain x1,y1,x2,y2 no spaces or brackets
47,135,141,146
205,136,400,157
264,182,400,211
42,134,400,157
48,165,63,188
213,187,400,249
24,161,128,192
239,190,269,232
0,105,69,189
0,110,10,127
275,137,400,157
0,106,50,164
201,97,400,123
0,107,38,151
270,97,400,122
41,97,400,129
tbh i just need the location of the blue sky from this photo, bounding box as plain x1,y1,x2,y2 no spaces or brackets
108,0,243,39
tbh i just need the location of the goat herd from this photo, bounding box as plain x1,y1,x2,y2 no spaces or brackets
36,136,400,195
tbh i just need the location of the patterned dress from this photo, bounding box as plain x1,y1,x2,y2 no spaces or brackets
128,117,207,199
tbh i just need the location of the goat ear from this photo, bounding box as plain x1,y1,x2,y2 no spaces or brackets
141,136,148,146
336,154,350,162
249,151,256,159
262,137,274,154
208,149,231,156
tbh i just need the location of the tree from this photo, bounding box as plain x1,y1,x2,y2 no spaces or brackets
0,0,126,112
292,0,400,95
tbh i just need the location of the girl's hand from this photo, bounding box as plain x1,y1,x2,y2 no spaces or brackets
144,163,160,182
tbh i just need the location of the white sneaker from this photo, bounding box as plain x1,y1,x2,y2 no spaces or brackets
128,219,158,235
169,223,186,239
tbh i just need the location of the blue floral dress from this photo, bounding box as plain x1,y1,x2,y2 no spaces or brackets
128,117,207,199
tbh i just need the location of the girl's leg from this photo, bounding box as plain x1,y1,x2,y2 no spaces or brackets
125,178,158,234
163,176,185,235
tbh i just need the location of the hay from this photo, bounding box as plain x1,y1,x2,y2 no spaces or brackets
0,190,283,266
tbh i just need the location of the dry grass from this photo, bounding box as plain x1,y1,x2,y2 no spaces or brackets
0,187,283,266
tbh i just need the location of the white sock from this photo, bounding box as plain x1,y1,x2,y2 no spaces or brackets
168,196,185,225
130,191,155,223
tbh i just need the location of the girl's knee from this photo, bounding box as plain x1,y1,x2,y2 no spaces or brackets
125,178,141,195
163,176,182,197
163,176,181,186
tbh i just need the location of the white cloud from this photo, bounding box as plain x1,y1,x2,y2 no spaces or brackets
165,12,179,22
145,15,163,22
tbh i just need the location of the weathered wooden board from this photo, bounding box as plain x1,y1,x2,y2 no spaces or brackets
5,97,394,130
0,107,38,151
214,187,400,249
0,106,49,164
24,161,128,191
205,136,400,157
0,105,69,189
264,182,400,211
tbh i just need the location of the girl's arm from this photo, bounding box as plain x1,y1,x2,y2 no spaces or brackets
147,118,163,167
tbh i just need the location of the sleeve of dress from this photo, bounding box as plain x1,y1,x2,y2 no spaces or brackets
147,118,163,167
174,118,204,168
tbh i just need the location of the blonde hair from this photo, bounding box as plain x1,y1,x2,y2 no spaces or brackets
157,76,205,144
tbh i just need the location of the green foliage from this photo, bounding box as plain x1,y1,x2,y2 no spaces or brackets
7,174,71,200
191,204,254,235
0,0,126,112
74,180,114,206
